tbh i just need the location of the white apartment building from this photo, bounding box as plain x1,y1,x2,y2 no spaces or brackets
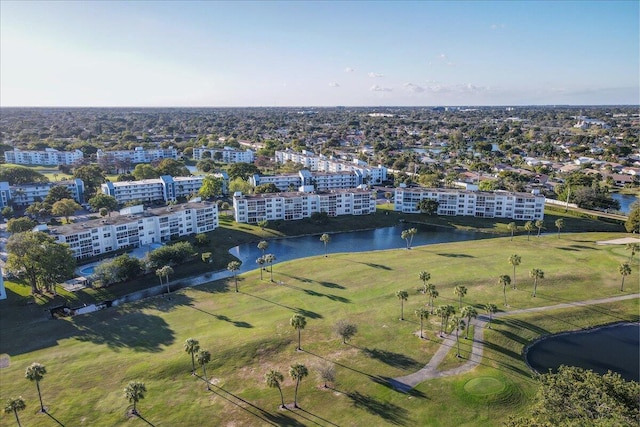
96,147,178,164
101,175,204,204
249,169,363,192
7,178,85,208
193,146,254,163
52,202,218,260
394,187,545,220
275,149,387,184
4,148,84,166
233,188,376,224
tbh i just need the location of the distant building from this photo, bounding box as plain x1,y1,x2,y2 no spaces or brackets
51,202,218,260
4,148,83,166
394,187,545,220
193,146,254,163
233,188,376,224
6,178,85,208
96,147,178,164
249,169,364,192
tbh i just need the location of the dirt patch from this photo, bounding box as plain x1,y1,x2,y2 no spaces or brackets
596,237,640,245
0,354,9,368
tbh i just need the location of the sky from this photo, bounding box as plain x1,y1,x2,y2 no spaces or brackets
1,1,638,107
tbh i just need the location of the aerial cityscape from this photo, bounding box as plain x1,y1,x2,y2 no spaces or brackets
0,1,638,426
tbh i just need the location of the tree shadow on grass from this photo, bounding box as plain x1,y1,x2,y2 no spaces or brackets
73,309,174,352
436,253,475,258
341,259,393,270
135,292,194,313
346,391,411,426
187,306,253,328
361,348,423,370
318,281,345,289
241,292,323,319
45,411,65,426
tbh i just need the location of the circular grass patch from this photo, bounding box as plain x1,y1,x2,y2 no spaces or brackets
463,377,506,396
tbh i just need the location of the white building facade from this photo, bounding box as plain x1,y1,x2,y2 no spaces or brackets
193,146,254,163
7,178,85,208
52,202,218,260
4,148,84,166
394,187,545,220
233,188,376,224
249,169,363,192
101,175,204,204
96,147,178,164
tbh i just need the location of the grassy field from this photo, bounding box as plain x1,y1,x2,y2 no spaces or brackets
0,231,638,426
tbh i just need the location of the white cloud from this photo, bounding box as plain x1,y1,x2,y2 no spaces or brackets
370,85,392,92
368,72,384,78
344,67,355,72
490,24,506,30
403,83,425,93
329,82,340,87
423,83,488,94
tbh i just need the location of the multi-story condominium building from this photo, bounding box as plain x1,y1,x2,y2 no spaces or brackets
275,149,387,184
4,148,84,166
193,146,254,163
0,182,11,209
101,175,204,205
51,202,218,260
394,187,545,220
249,169,364,192
96,146,178,164
233,188,376,224
6,178,85,208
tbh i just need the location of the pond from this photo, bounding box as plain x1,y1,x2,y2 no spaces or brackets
611,193,638,214
227,224,488,274
525,323,640,382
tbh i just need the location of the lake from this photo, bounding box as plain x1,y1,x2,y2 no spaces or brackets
525,322,640,382
611,193,638,214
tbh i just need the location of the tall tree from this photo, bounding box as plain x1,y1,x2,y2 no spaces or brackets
256,256,265,280
264,253,276,282
507,222,518,241
156,265,174,294
228,162,260,181
264,369,285,409
401,227,418,249
334,320,358,344
436,304,455,336
426,284,438,314
524,221,535,241
418,271,431,294
156,158,190,177
554,218,565,238
73,165,105,195
535,219,545,237
227,260,242,292
43,185,72,205
530,268,544,297
618,263,631,292
257,240,269,256
6,217,37,234
484,303,498,329
3,396,26,427
624,201,640,233
184,338,200,375
132,164,159,180
498,274,511,306
460,306,478,339
25,362,46,413
88,194,118,216
51,198,81,223
316,362,336,389
449,316,466,358
196,350,212,390
417,198,439,215
290,314,307,351
508,254,521,289
415,307,429,339
198,175,224,199
454,285,468,308
396,290,409,320
123,381,146,415
289,364,308,409
320,233,330,257
625,243,639,263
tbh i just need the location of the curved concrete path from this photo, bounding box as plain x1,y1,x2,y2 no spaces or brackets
390,293,640,393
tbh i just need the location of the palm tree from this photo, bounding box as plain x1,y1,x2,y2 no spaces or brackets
460,306,478,339
155,267,164,288
264,369,285,409
256,256,265,280
25,362,46,412
555,218,565,238
124,381,146,415
320,233,330,257
507,222,517,241
484,303,498,329
196,349,212,390
454,285,467,308
264,253,276,282
435,304,455,336
289,364,308,408
426,284,438,314
524,221,534,241
227,260,242,292
619,263,632,292
449,316,466,357
184,338,200,375
290,314,307,351
156,265,174,294
498,274,511,306
257,240,269,256
415,307,429,339
508,254,521,289
4,397,26,427
401,227,417,249
535,219,545,237
418,271,431,294
396,290,409,320
626,243,639,262
530,268,544,297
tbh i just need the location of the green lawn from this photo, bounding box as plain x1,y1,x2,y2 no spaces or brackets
0,231,638,426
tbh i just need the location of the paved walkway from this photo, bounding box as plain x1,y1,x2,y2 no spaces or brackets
390,293,640,393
